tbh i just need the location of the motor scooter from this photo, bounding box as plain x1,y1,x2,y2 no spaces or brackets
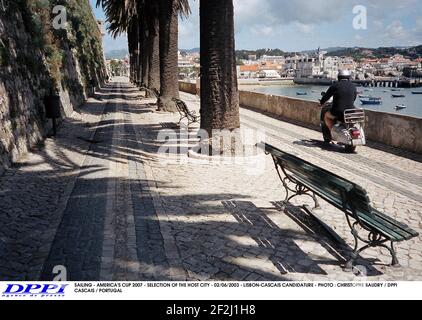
320,93,366,153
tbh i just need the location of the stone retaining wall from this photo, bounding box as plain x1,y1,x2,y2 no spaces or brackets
0,2,107,171
179,81,197,95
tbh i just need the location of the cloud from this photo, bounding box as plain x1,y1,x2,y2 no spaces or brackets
385,20,408,39
95,0,422,52
251,26,275,36
295,23,315,34
414,18,422,36
233,0,422,49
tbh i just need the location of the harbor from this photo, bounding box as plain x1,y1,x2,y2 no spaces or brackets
248,84,422,118
294,77,422,88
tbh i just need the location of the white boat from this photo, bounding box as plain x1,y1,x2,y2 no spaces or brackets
395,104,407,110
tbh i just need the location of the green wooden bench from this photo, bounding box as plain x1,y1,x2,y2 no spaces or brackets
257,142,419,269
172,98,200,127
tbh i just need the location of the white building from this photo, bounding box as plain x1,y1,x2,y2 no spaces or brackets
284,55,301,71
258,70,281,79
323,56,339,79
178,51,195,69
260,55,286,65
296,57,323,78
295,49,325,78
338,57,357,72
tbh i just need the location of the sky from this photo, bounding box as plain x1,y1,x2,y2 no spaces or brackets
90,0,422,53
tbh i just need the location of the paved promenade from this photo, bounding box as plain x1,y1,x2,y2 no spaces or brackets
0,78,421,281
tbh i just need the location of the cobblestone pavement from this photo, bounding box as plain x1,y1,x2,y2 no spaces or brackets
0,78,421,281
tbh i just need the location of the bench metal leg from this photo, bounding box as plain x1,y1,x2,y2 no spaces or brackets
384,242,400,267
271,156,320,209
345,222,400,271
178,115,187,126
285,185,320,209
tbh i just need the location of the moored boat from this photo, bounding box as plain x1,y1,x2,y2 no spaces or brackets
360,99,382,105
395,104,407,110
392,94,405,98
359,95,382,100
412,91,422,94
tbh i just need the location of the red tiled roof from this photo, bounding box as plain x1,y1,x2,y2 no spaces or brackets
240,65,259,72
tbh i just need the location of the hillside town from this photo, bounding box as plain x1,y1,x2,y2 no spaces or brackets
236,49,422,81
105,48,422,84
173,48,422,82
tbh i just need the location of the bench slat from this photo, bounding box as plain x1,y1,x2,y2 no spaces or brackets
265,144,355,192
371,209,419,239
291,174,409,241
356,211,415,241
279,157,354,193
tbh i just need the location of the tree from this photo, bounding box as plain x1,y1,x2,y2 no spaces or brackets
145,1,160,94
98,0,190,106
97,0,140,82
200,0,240,135
157,0,190,112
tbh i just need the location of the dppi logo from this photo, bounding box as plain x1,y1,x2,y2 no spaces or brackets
2,284,68,297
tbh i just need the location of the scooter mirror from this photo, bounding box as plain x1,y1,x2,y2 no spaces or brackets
321,92,326,96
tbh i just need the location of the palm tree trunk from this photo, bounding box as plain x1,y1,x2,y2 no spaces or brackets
128,24,136,82
137,19,143,85
147,14,161,94
200,0,240,135
131,18,140,84
157,0,180,112
141,27,149,87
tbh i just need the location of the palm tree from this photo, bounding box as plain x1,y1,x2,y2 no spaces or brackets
157,0,190,112
98,0,140,83
199,0,240,135
127,16,140,84
145,1,160,94
98,0,189,105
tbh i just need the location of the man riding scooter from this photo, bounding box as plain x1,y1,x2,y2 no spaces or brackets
320,70,358,133
319,70,366,153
